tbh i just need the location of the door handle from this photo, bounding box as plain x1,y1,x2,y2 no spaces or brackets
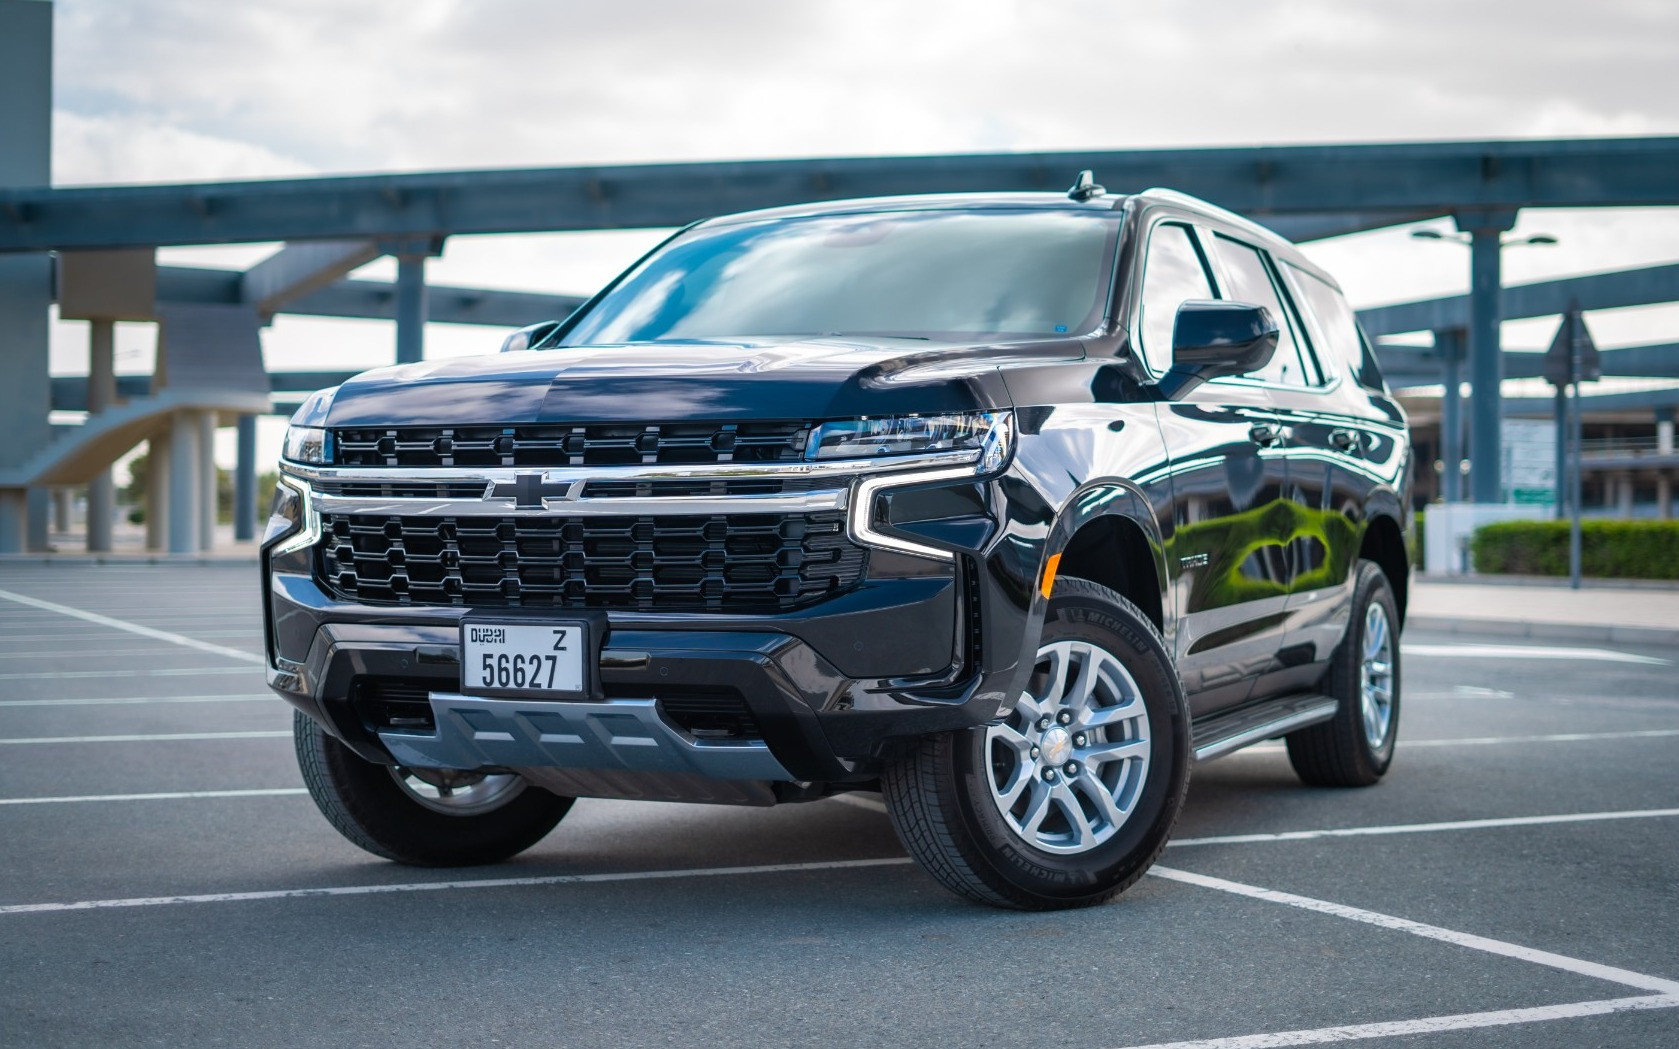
1330,428,1360,451
1249,423,1289,447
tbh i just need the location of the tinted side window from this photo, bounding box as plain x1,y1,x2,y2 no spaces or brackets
1287,263,1388,391
1210,235,1314,387
1137,222,1217,376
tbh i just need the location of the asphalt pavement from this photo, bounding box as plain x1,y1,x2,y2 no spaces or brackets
0,563,1675,1048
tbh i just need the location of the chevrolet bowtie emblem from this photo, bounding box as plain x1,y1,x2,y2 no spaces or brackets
488,473,576,508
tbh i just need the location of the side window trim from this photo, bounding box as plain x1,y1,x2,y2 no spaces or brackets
1133,216,1221,379
1280,260,1357,395
1263,251,1329,386
1275,262,1339,386
1203,231,1331,394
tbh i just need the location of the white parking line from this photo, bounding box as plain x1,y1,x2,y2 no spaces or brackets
4,830,1676,1044
1231,728,1679,755
1402,642,1670,666
831,799,1679,848
0,630,257,642
0,587,264,664
0,694,273,708
1168,808,1679,847
1114,995,1679,1049
1404,728,1679,747
1151,865,1679,993
0,667,260,680
0,730,290,745
0,788,306,806
0,857,917,915
0,646,218,660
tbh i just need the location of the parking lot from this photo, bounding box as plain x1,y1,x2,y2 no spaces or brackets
0,562,1674,1048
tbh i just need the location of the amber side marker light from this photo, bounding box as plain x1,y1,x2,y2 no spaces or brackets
1040,553,1063,599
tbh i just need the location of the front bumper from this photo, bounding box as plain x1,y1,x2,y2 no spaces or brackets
262,456,1045,785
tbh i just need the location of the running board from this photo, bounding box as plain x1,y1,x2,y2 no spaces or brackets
1191,693,1339,763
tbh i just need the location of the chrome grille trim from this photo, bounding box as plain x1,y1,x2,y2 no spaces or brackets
279,448,980,487
310,489,847,518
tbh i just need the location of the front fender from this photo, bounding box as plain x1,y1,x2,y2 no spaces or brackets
979,474,1171,719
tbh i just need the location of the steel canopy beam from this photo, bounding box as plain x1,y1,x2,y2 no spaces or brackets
1382,341,1679,385
4,136,1679,252
1358,262,1679,336
1263,210,1445,242
241,239,382,316
155,265,585,327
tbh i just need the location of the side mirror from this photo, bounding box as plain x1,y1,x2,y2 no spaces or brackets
1155,300,1279,399
500,320,563,354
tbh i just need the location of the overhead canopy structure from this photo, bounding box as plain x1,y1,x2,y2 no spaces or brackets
3,0,1679,555
4,136,1679,251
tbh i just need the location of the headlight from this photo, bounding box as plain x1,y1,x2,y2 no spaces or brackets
806,411,1013,472
282,386,339,465
282,426,331,464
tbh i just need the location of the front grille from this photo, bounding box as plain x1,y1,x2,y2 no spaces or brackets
316,510,866,613
333,421,812,469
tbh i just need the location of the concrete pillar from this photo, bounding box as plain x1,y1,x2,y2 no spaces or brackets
86,317,117,551
1616,473,1634,518
51,488,71,533
1437,329,1465,504
147,433,170,551
198,411,217,552
168,411,200,554
234,414,258,542
1657,474,1672,520
1456,210,1518,504
25,487,48,550
1658,408,1675,455
395,253,428,365
0,2,53,555
0,490,24,554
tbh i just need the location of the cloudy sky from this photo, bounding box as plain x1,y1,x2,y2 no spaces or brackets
35,0,1679,460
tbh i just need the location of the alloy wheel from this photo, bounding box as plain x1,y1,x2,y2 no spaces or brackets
984,640,1152,855
388,766,527,816
1359,603,1396,750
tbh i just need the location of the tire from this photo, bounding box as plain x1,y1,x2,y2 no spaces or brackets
881,576,1192,910
294,710,573,866
1286,559,1401,787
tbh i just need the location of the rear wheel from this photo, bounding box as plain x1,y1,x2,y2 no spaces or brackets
1286,559,1401,786
882,576,1191,910
294,710,573,865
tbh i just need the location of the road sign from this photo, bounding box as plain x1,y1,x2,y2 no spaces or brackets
1503,418,1556,504
1542,301,1601,386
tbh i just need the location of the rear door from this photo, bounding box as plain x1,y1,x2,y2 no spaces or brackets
1276,262,1392,671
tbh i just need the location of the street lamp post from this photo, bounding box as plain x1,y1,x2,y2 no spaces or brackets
1411,224,1557,505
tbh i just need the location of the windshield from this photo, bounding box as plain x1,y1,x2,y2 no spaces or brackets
560,209,1120,345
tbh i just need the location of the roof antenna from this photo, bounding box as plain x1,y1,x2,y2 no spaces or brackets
1067,169,1106,202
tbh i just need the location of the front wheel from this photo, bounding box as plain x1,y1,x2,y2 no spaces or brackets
294,710,573,866
881,576,1191,910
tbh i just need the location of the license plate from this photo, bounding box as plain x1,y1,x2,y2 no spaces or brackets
461,620,587,696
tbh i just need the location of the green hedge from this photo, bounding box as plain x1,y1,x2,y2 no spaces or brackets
1471,519,1679,580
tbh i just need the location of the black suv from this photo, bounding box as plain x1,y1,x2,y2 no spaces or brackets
264,177,1411,910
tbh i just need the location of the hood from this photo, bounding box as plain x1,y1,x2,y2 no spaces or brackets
323,336,1083,426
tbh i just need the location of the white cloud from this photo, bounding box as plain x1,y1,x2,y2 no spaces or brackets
53,111,315,186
